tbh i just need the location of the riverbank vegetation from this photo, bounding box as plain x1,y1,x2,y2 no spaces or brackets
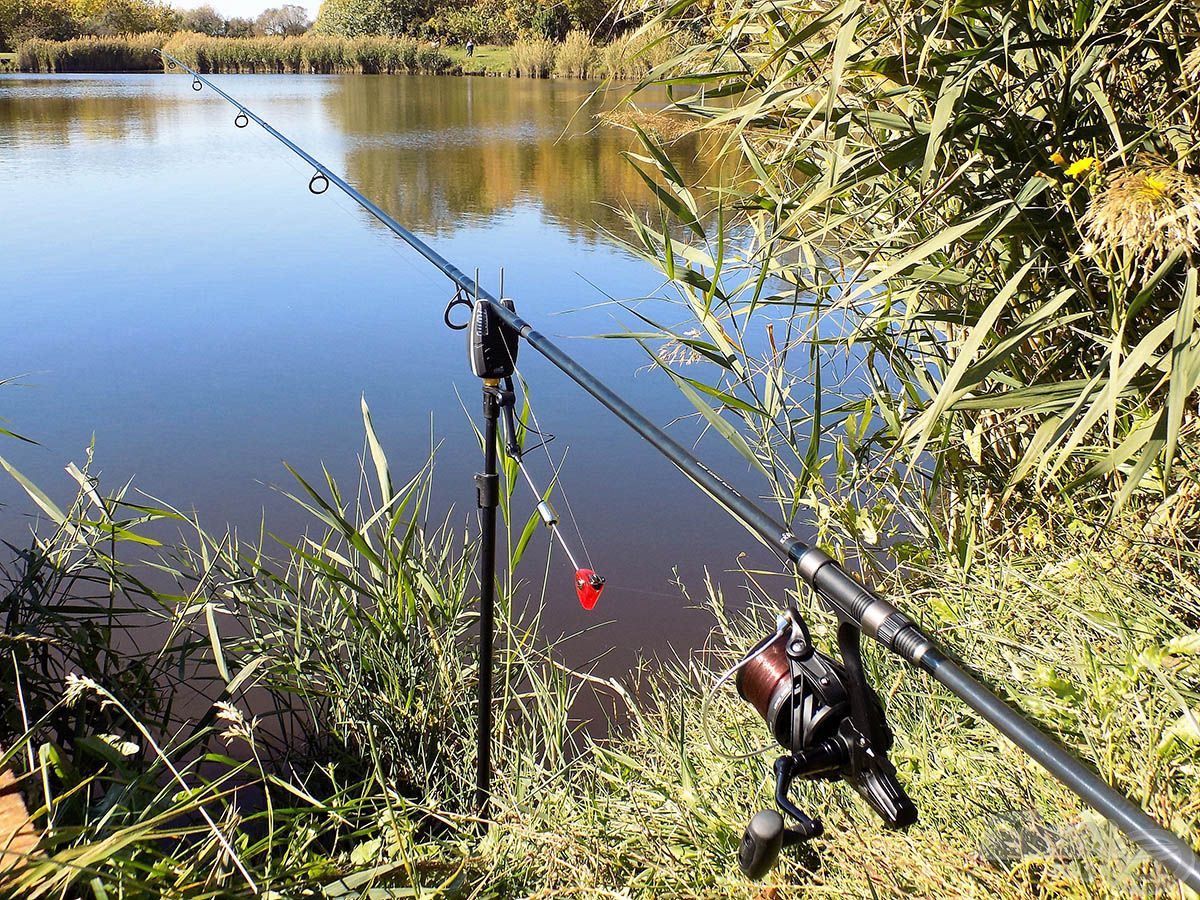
2,417,1197,897
166,31,450,74
605,0,1200,887
16,30,165,71
14,25,671,78
14,31,455,73
2,0,678,75
619,0,1200,548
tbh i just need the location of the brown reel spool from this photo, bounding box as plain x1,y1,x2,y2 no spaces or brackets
735,632,792,722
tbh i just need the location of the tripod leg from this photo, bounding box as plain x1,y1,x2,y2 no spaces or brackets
475,380,501,824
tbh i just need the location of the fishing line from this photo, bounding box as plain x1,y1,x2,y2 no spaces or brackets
493,299,596,573
517,382,594,570
700,615,787,760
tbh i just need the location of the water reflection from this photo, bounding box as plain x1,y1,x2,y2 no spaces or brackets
0,74,721,240
326,76,716,238
0,78,166,144
0,72,772,679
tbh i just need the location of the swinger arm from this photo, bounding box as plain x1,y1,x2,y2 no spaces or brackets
493,377,606,609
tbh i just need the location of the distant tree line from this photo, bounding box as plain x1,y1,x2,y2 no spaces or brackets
314,0,616,44
3,0,654,54
0,0,313,51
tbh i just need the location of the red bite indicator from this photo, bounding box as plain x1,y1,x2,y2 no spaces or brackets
575,569,606,610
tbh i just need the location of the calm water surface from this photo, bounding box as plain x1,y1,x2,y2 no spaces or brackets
0,73,792,676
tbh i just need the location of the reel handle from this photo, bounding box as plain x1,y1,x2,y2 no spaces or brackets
737,807,818,880
737,810,784,880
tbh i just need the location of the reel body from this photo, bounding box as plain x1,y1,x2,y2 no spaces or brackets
734,615,916,879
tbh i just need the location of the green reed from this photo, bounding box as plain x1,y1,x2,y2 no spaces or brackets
607,1,1200,562
0,397,577,897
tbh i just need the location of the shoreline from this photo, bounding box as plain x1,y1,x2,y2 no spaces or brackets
10,31,667,78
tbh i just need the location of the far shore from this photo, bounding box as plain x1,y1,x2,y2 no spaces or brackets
9,29,667,78
4,44,516,77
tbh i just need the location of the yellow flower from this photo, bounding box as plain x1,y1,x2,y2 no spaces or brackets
1065,157,1098,178
1050,151,1066,166
1139,174,1168,197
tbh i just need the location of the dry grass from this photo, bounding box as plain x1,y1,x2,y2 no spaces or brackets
17,32,453,74
599,24,676,80
510,36,556,78
554,30,596,78
600,107,714,142
17,33,166,72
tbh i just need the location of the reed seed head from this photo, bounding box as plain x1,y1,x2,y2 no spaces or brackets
1185,45,1200,83
63,672,103,707
214,700,258,744
600,108,711,143
658,329,704,366
1083,163,1200,265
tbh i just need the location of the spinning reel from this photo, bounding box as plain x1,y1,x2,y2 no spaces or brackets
733,610,917,879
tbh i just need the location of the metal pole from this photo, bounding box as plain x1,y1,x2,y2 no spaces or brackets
474,380,500,822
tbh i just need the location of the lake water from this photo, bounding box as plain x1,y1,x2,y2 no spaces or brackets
0,73,791,677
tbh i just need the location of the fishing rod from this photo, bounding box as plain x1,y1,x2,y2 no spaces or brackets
156,50,1200,888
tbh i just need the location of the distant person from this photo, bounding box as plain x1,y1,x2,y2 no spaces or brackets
466,40,475,57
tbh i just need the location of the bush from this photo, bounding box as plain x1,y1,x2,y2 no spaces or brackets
312,0,424,38
527,0,568,40
422,3,513,44
414,41,449,72
0,0,79,51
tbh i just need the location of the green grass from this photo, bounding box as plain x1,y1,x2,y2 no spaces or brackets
1,403,1197,897
0,52,17,72
442,43,512,76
